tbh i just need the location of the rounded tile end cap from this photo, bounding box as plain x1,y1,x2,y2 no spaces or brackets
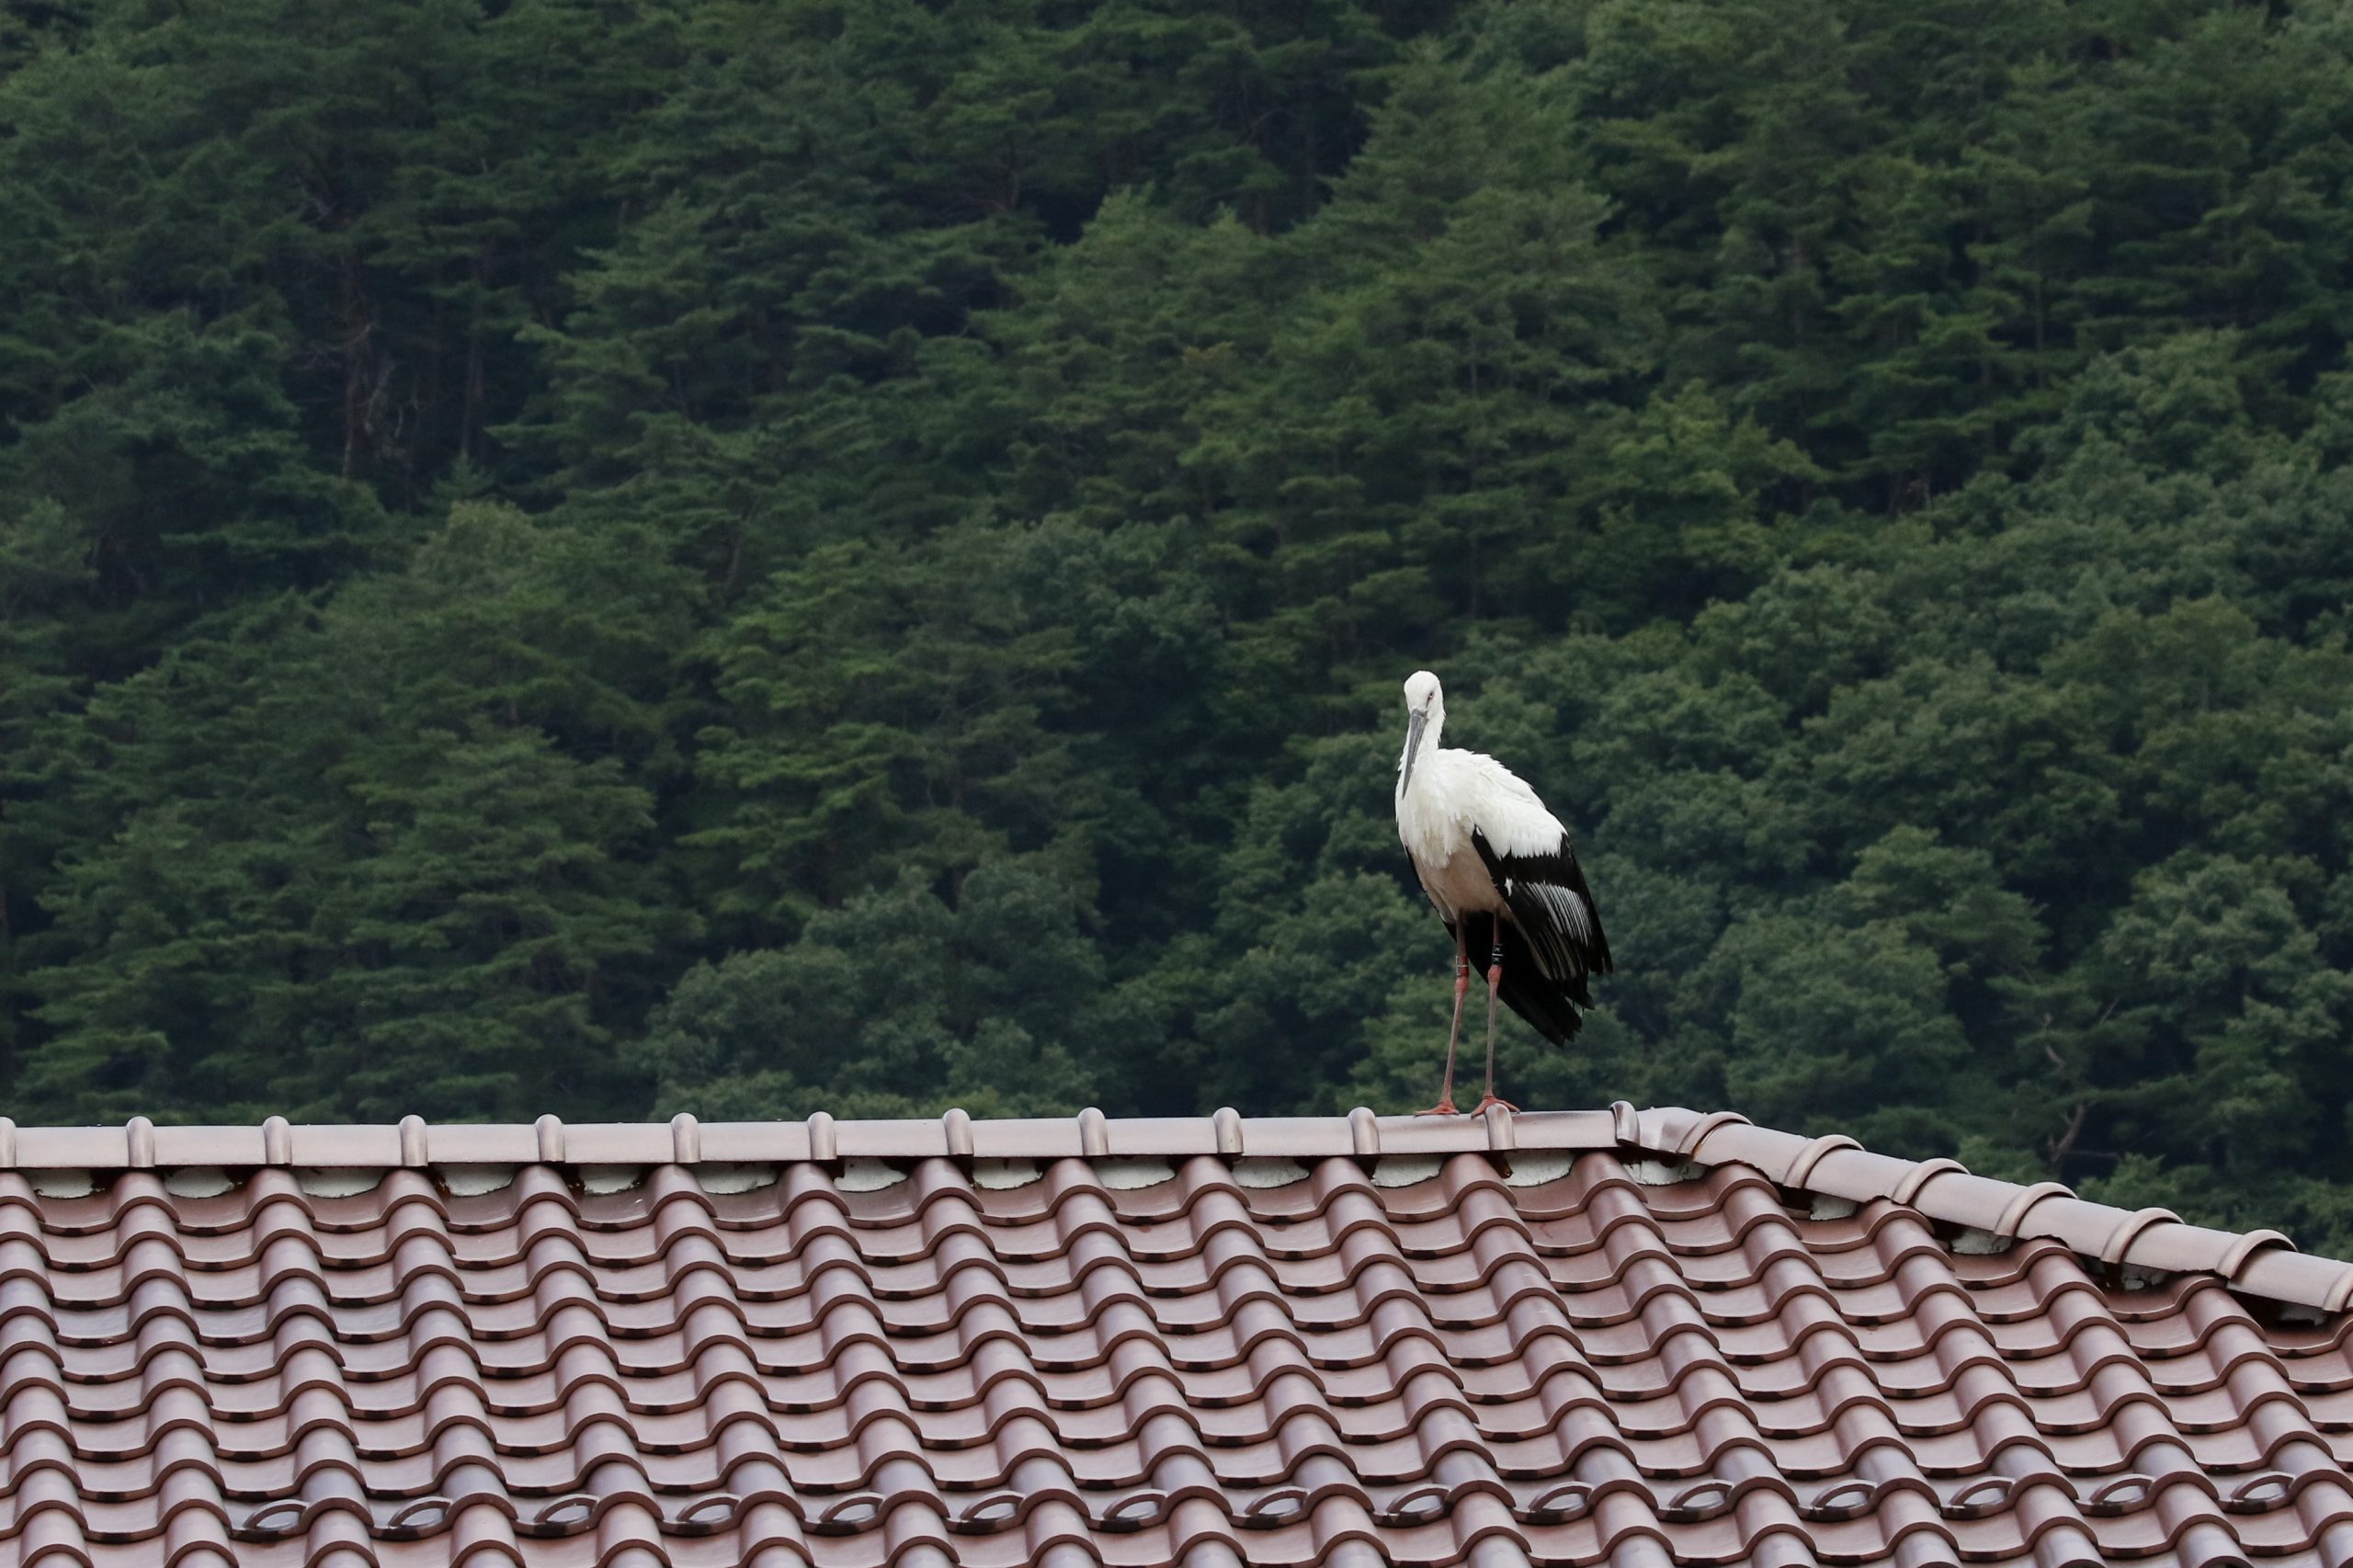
1674,1108,1752,1160
1993,1179,2075,1240
2098,1206,2182,1267
1483,1102,1517,1151
1782,1133,1859,1192
2216,1227,2294,1283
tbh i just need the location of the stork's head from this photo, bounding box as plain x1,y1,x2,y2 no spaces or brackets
1398,670,1444,796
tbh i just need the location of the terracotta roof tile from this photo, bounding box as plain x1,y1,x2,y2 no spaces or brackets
2,1104,2352,1565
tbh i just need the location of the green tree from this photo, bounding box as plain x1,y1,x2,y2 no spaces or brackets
634,859,1142,1119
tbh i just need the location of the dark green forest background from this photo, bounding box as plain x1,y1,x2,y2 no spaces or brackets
7,0,2353,1244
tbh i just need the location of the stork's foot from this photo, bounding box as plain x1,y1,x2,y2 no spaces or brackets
1415,1098,1462,1117
1470,1094,1519,1115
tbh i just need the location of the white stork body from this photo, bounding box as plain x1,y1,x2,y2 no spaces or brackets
1395,744,1572,924
1394,670,1609,1111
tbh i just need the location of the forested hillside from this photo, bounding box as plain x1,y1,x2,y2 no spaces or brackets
7,0,2353,1242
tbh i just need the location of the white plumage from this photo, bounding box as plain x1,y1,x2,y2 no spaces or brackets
1393,669,1610,1113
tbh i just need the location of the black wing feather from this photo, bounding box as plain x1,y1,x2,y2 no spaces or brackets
1443,911,1590,1045
1466,829,1612,1045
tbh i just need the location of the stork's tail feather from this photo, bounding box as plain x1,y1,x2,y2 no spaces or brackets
1471,912,1593,1047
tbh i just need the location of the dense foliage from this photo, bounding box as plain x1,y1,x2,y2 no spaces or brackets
8,0,2353,1245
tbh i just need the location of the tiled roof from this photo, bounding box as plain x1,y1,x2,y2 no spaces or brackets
4,1105,2351,1568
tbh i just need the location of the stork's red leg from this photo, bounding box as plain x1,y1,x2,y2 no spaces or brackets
1416,923,1471,1116
1472,916,1519,1115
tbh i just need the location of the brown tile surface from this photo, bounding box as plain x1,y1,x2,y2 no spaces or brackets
2,1107,2352,1565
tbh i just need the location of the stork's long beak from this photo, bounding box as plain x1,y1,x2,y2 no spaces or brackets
1399,709,1427,796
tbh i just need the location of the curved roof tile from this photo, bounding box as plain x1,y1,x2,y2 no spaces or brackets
0,1106,2348,1566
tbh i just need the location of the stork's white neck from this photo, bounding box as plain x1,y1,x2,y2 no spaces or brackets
1395,699,1483,913
1398,699,1444,795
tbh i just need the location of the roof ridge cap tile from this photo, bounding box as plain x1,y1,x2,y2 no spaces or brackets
1648,1114,2353,1314
0,1108,1647,1172
7,1105,2350,1311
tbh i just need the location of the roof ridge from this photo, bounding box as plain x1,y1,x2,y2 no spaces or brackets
1635,1107,2346,1316
2,1103,2345,1312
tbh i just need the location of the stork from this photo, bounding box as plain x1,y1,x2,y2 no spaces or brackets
1394,669,1611,1114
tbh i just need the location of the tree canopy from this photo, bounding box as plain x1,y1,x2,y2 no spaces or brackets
8,0,2353,1248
